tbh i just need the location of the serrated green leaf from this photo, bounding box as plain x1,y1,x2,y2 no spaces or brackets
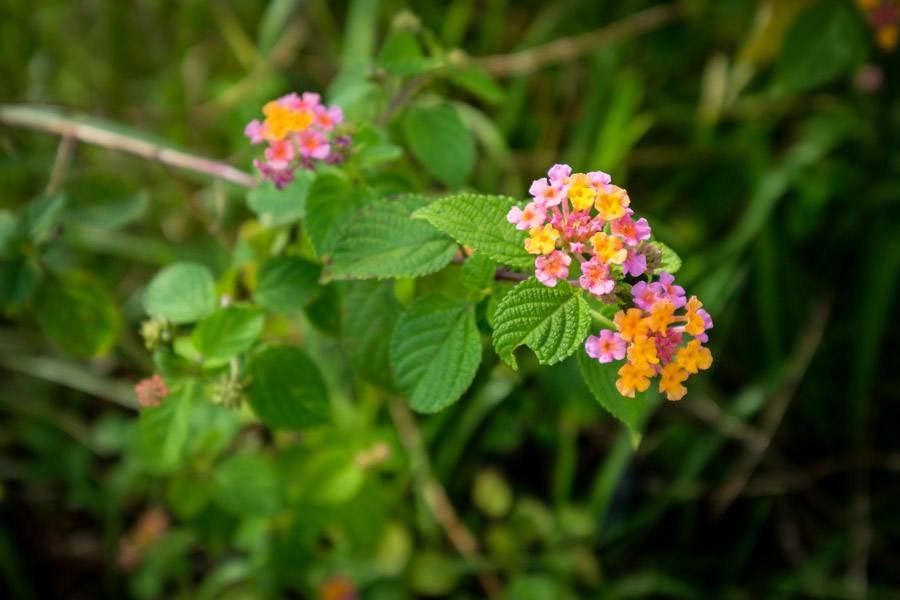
213,453,281,516
254,255,321,312
403,103,475,187
491,278,590,369
413,193,531,268
305,172,366,257
191,305,265,366
247,345,330,429
576,348,651,443
460,253,497,292
342,281,403,388
649,241,682,274
144,262,217,324
390,295,482,413
33,271,121,357
328,195,457,280
246,170,316,226
137,381,197,474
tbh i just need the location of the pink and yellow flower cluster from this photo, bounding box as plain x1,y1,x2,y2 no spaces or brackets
245,92,350,188
858,0,899,51
508,163,714,401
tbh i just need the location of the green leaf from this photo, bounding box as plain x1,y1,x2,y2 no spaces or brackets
246,170,316,227
377,30,436,76
289,446,366,505
773,0,866,94
305,172,365,257
491,278,591,369
18,194,66,244
213,453,281,516
460,253,497,292
342,281,403,388
247,345,330,429
254,255,321,313
390,295,482,412
403,103,475,187
328,195,457,280
191,305,265,366
143,262,217,324
413,194,531,268
649,241,682,274
576,348,651,443
0,255,40,310
33,271,121,357
137,382,197,474
445,64,505,105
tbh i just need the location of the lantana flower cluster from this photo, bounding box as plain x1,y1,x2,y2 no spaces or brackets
245,92,350,188
858,0,899,50
508,164,713,401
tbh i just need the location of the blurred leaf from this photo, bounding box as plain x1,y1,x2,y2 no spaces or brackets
0,255,40,310
327,195,457,280
492,278,590,369
247,345,330,428
246,170,316,227
0,210,16,251
137,382,197,474
445,64,505,104
213,453,281,516
408,551,460,596
390,295,481,412
377,30,436,75
166,471,211,519
403,103,475,187
305,282,343,336
191,305,265,366
342,280,403,388
650,241,682,274
773,0,867,93
506,575,568,600
143,261,217,324
254,255,321,313
18,194,66,244
290,445,366,504
63,177,148,229
33,271,121,356
576,348,650,444
257,0,303,54
342,0,380,67
414,193,531,267
305,171,365,257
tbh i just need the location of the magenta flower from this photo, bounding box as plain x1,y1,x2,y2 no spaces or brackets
632,280,662,311
297,129,330,159
611,212,652,246
314,105,343,131
585,329,627,363
244,119,265,144
507,201,547,230
653,328,684,364
535,250,571,287
579,258,615,297
695,308,714,343
622,248,647,277
656,272,687,308
264,139,295,170
547,163,572,185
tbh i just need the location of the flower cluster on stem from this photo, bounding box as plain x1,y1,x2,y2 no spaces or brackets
245,92,351,188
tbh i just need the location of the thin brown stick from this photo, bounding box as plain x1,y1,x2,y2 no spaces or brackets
388,398,502,599
711,292,834,515
45,134,76,196
474,4,682,77
0,104,255,187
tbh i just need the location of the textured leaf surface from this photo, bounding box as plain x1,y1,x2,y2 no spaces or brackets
491,278,590,369
247,345,329,429
143,262,216,324
254,255,321,313
34,271,121,357
390,295,482,413
305,172,365,257
576,348,651,442
328,195,457,279
403,104,474,187
649,241,682,274
413,194,531,268
342,281,403,388
191,305,265,366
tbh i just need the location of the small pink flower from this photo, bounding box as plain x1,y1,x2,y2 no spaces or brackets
264,138,295,169
244,119,265,144
314,105,343,131
254,159,295,188
528,178,567,207
535,250,571,287
135,375,169,408
632,280,662,311
507,201,547,230
611,213,651,246
587,170,611,191
585,329,627,363
300,92,321,109
656,272,686,308
622,248,647,277
547,163,572,185
695,309,714,343
297,129,330,159
579,257,615,296
654,329,683,364
569,242,585,254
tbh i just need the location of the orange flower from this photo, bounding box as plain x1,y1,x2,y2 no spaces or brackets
646,299,676,333
616,361,653,398
613,308,649,342
659,363,688,401
627,335,659,368
676,339,713,374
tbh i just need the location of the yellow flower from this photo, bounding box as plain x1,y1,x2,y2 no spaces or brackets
590,232,627,265
676,339,713,374
659,363,688,401
616,361,653,398
567,173,596,211
683,296,706,336
263,102,313,141
877,24,898,51
627,335,659,368
595,185,630,220
524,224,560,255
613,308,649,342
646,299,676,334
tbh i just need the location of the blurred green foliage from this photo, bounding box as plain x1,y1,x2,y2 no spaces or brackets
2,0,900,598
